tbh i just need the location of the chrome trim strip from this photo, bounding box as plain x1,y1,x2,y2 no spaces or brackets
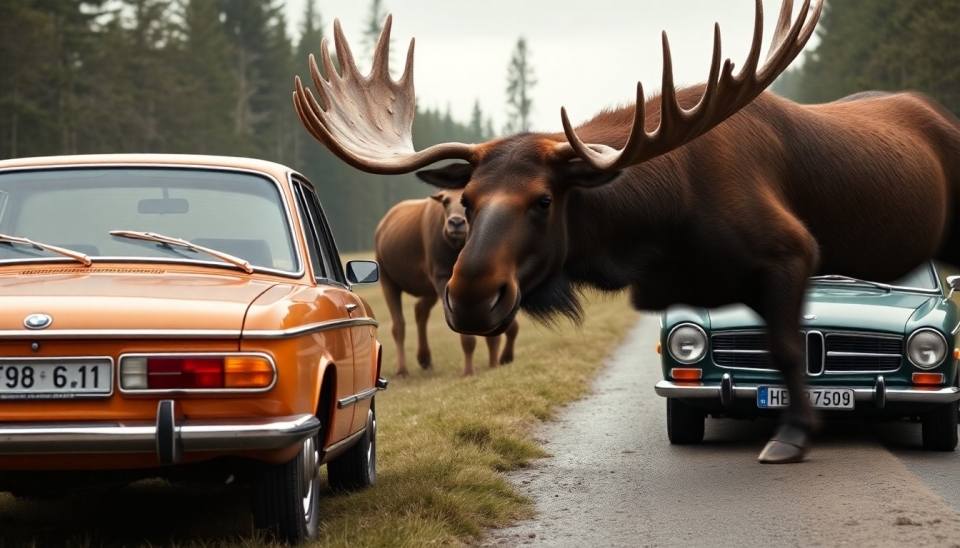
244,318,379,339
0,414,320,455
0,163,305,278
826,351,902,358
807,330,824,376
713,349,768,354
0,319,378,340
0,356,114,399
0,329,240,340
337,387,378,409
952,321,960,336
654,380,960,404
323,428,365,455
117,352,277,395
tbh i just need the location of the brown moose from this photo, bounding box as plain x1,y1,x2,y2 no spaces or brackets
375,189,519,377
293,0,960,464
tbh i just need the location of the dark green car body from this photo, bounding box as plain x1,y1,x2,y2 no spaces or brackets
655,262,960,449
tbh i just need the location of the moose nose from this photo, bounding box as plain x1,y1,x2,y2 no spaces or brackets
443,276,518,336
448,217,466,229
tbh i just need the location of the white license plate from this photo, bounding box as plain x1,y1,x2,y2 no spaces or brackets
0,360,112,399
757,386,854,410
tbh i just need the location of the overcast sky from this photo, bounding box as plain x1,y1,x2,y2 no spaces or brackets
284,1,819,135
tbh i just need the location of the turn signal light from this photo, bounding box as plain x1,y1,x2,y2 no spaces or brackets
656,343,662,355
225,356,275,388
912,372,945,386
120,355,275,391
670,368,702,380
954,348,959,360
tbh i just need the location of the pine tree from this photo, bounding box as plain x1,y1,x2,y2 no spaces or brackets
504,37,536,134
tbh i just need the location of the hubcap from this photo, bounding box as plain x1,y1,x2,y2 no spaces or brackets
300,436,318,520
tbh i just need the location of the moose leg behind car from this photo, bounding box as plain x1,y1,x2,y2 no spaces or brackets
375,190,519,377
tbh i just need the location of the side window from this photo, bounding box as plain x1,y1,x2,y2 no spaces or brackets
292,183,331,281
293,180,344,284
307,190,347,283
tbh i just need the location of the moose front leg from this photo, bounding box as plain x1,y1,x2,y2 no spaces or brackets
754,258,820,464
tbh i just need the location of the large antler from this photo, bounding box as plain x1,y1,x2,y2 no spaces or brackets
559,0,823,171
293,15,478,175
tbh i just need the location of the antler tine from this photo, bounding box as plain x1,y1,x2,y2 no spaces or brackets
293,14,477,175
332,19,359,81
561,0,823,172
767,0,794,63
369,14,393,79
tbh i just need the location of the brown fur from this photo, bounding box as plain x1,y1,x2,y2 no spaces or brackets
374,189,519,377
416,86,960,457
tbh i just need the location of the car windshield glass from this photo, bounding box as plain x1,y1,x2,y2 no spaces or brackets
809,262,938,291
0,167,298,273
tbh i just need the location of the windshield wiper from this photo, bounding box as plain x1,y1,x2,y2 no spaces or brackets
0,233,92,266
808,274,892,292
109,230,253,273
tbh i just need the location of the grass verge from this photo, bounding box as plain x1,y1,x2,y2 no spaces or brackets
0,262,639,547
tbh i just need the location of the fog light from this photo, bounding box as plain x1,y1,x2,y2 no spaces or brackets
670,368,702,380
912,372,945,385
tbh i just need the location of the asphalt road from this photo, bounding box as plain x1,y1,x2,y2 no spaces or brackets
484,315,960,548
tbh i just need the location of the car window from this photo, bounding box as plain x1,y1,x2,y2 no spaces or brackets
303,185,346,284
890,262,938,289
292,181,341,284
0,168,298,273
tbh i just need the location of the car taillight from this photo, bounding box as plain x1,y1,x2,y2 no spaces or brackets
120,355,275,391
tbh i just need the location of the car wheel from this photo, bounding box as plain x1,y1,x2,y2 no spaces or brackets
327,401,377,492
667,398,705,444
252,433,320,544
921,402,958,451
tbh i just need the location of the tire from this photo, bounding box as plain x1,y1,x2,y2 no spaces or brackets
921,402,958,451
667,398,705,445
252,434,320,544
327,401,377,492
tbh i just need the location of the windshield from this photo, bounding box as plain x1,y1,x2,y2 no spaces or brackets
0,167,298,273
809,262,939,291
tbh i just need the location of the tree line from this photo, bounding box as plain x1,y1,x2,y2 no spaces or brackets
773,0,960,116
0,0,538,251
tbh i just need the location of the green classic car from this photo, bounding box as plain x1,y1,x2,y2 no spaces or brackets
655,261,960,451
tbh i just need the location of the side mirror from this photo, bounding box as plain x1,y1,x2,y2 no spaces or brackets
947,275,960,299
346,260,379,285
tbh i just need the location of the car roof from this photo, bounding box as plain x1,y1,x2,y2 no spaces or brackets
0,153,297,183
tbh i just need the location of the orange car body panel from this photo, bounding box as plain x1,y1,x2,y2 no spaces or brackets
0,154,381,471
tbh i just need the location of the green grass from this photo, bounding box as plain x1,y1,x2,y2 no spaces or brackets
0,259,640,547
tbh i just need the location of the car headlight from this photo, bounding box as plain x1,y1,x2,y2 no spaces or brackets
667,324,707,364
907,328,948,369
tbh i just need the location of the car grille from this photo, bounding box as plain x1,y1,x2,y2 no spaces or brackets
711,331,902,373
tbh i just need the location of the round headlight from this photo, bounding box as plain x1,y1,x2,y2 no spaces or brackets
907,328,947,369
667,324,707,364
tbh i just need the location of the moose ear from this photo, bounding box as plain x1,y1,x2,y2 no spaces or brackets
428,192,444,202
416,163,474,189
559,161,621,189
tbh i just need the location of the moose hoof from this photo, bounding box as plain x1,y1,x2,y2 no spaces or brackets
499,352,514,365
418,361,433,371
395,370,410,379
758,425,810,464
417,352,433,370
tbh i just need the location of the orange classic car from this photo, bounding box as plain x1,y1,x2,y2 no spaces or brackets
0,153,385,543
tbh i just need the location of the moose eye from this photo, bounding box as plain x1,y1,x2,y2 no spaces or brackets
535,196,553,211
460,196,471,212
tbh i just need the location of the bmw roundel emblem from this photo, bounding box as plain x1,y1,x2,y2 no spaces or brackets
24,313,52,330
803,314,817,321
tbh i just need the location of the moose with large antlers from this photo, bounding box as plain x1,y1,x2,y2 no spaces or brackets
293,0,960,463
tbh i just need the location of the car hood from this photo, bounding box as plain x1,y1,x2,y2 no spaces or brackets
708,286,939,333
0,270,278,332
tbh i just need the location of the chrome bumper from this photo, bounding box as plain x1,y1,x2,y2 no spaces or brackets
655,374,960,406
0,399,320,464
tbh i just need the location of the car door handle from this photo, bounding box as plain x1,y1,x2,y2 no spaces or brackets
345,303,359,313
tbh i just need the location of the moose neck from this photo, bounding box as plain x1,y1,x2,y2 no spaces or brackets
564,153,688,291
